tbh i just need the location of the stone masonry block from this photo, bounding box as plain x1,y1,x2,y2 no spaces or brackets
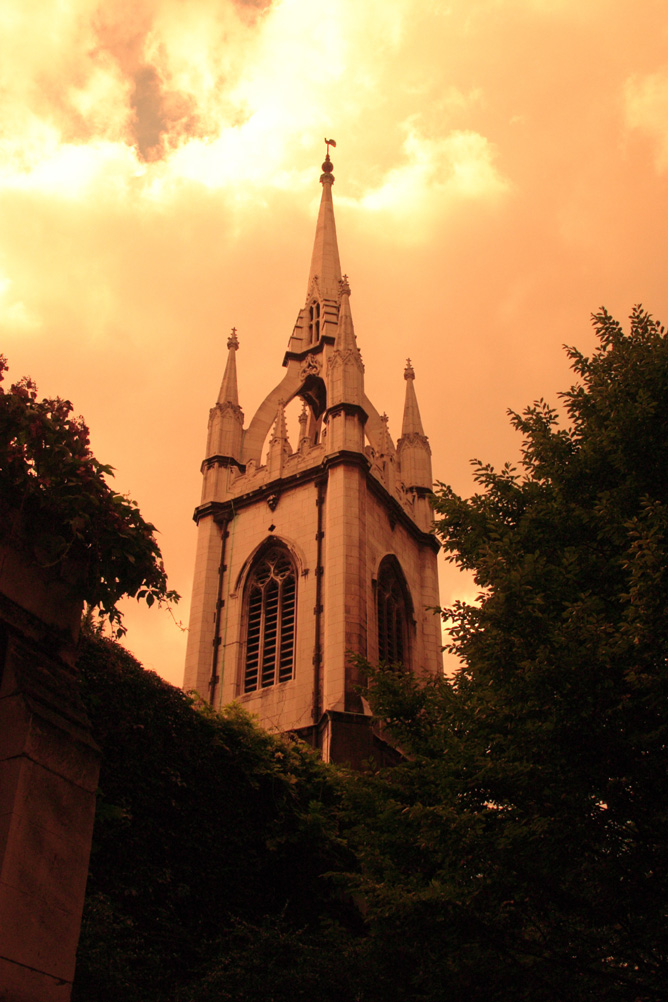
0,955,73,1002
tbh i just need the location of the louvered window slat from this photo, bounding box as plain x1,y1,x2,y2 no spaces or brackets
244,547,296,692
377,561,408,668
244,587,262,691
279,576,296,682
261,581,279,687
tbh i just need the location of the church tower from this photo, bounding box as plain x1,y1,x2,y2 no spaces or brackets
183,148,442,766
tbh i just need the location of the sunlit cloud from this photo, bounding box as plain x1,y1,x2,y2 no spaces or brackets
358,126,510,239
624,69,668,171
0,275,41,334
0,141,141,197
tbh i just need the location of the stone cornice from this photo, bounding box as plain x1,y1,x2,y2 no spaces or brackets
323,402,369,423
397,431,431,453
194,448,440,552
200,455,246,474
364,468,440,552
193,462,332,525
282,335,336,368
210,401,244,420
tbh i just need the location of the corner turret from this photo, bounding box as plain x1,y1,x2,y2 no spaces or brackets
202,328,245,501
267,399,293,475
324,275,367,453
396,358,433,529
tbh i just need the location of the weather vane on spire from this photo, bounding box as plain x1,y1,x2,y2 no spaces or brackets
321,138,336,181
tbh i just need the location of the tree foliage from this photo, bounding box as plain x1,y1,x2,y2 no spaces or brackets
353,306,668,1000
70,306,668,1000
73,634,358,1002
0,356,177,633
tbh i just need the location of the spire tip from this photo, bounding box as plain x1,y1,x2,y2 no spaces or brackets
321,138,336,183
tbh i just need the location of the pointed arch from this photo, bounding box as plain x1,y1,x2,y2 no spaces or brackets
241,541,298,692
243,368,327,464
375,555,414,667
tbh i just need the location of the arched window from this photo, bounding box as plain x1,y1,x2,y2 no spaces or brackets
308,300,320,343
244,547,296,692
377,558,410,665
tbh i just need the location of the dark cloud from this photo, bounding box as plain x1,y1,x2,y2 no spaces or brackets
130,64,201,162
233,0,273,18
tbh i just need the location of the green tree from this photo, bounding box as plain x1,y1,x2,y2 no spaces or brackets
74,634,359,1002
0,356,178,633
353,307,668,1001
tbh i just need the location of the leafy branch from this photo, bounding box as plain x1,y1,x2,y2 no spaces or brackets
0,355,178,636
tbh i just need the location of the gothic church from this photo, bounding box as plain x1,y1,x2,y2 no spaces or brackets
183,149,442,766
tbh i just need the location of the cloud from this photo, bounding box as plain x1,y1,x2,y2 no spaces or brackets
0,274,41,334
357,125,510,239
0,0,267,173
129,63,200,162
624,69,668,171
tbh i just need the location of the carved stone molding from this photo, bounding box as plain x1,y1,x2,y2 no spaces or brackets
300,354,322,380
398,431,431,452
327,348,364,372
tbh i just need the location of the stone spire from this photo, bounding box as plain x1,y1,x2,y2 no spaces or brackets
205,328,244,468
335,275,359,353
400,358,425,437
285,144,345,354
306,147,342,302
217,327,240,406
298,399,315,451
378,412,393,456
325,275,367,454
268,398,292,474
270,399,290,447
397,359,433,525
327,275,364,406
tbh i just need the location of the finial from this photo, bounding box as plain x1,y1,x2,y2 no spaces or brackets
404,358,415,380
227,327,239,350
339,274,351,297
321,137,336,183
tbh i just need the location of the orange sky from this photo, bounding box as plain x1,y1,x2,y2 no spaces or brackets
2,0,668,685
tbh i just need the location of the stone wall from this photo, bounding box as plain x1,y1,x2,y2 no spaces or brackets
0,545,99,1002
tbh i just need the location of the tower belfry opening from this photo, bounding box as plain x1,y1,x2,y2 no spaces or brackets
183,146,442,767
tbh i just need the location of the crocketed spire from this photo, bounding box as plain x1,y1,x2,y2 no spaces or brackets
397,359,432,506
306,148,342,302
270,398,290,448
217,327,240,406
204,327,244,476
401,358,425,437
335,275,359,353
